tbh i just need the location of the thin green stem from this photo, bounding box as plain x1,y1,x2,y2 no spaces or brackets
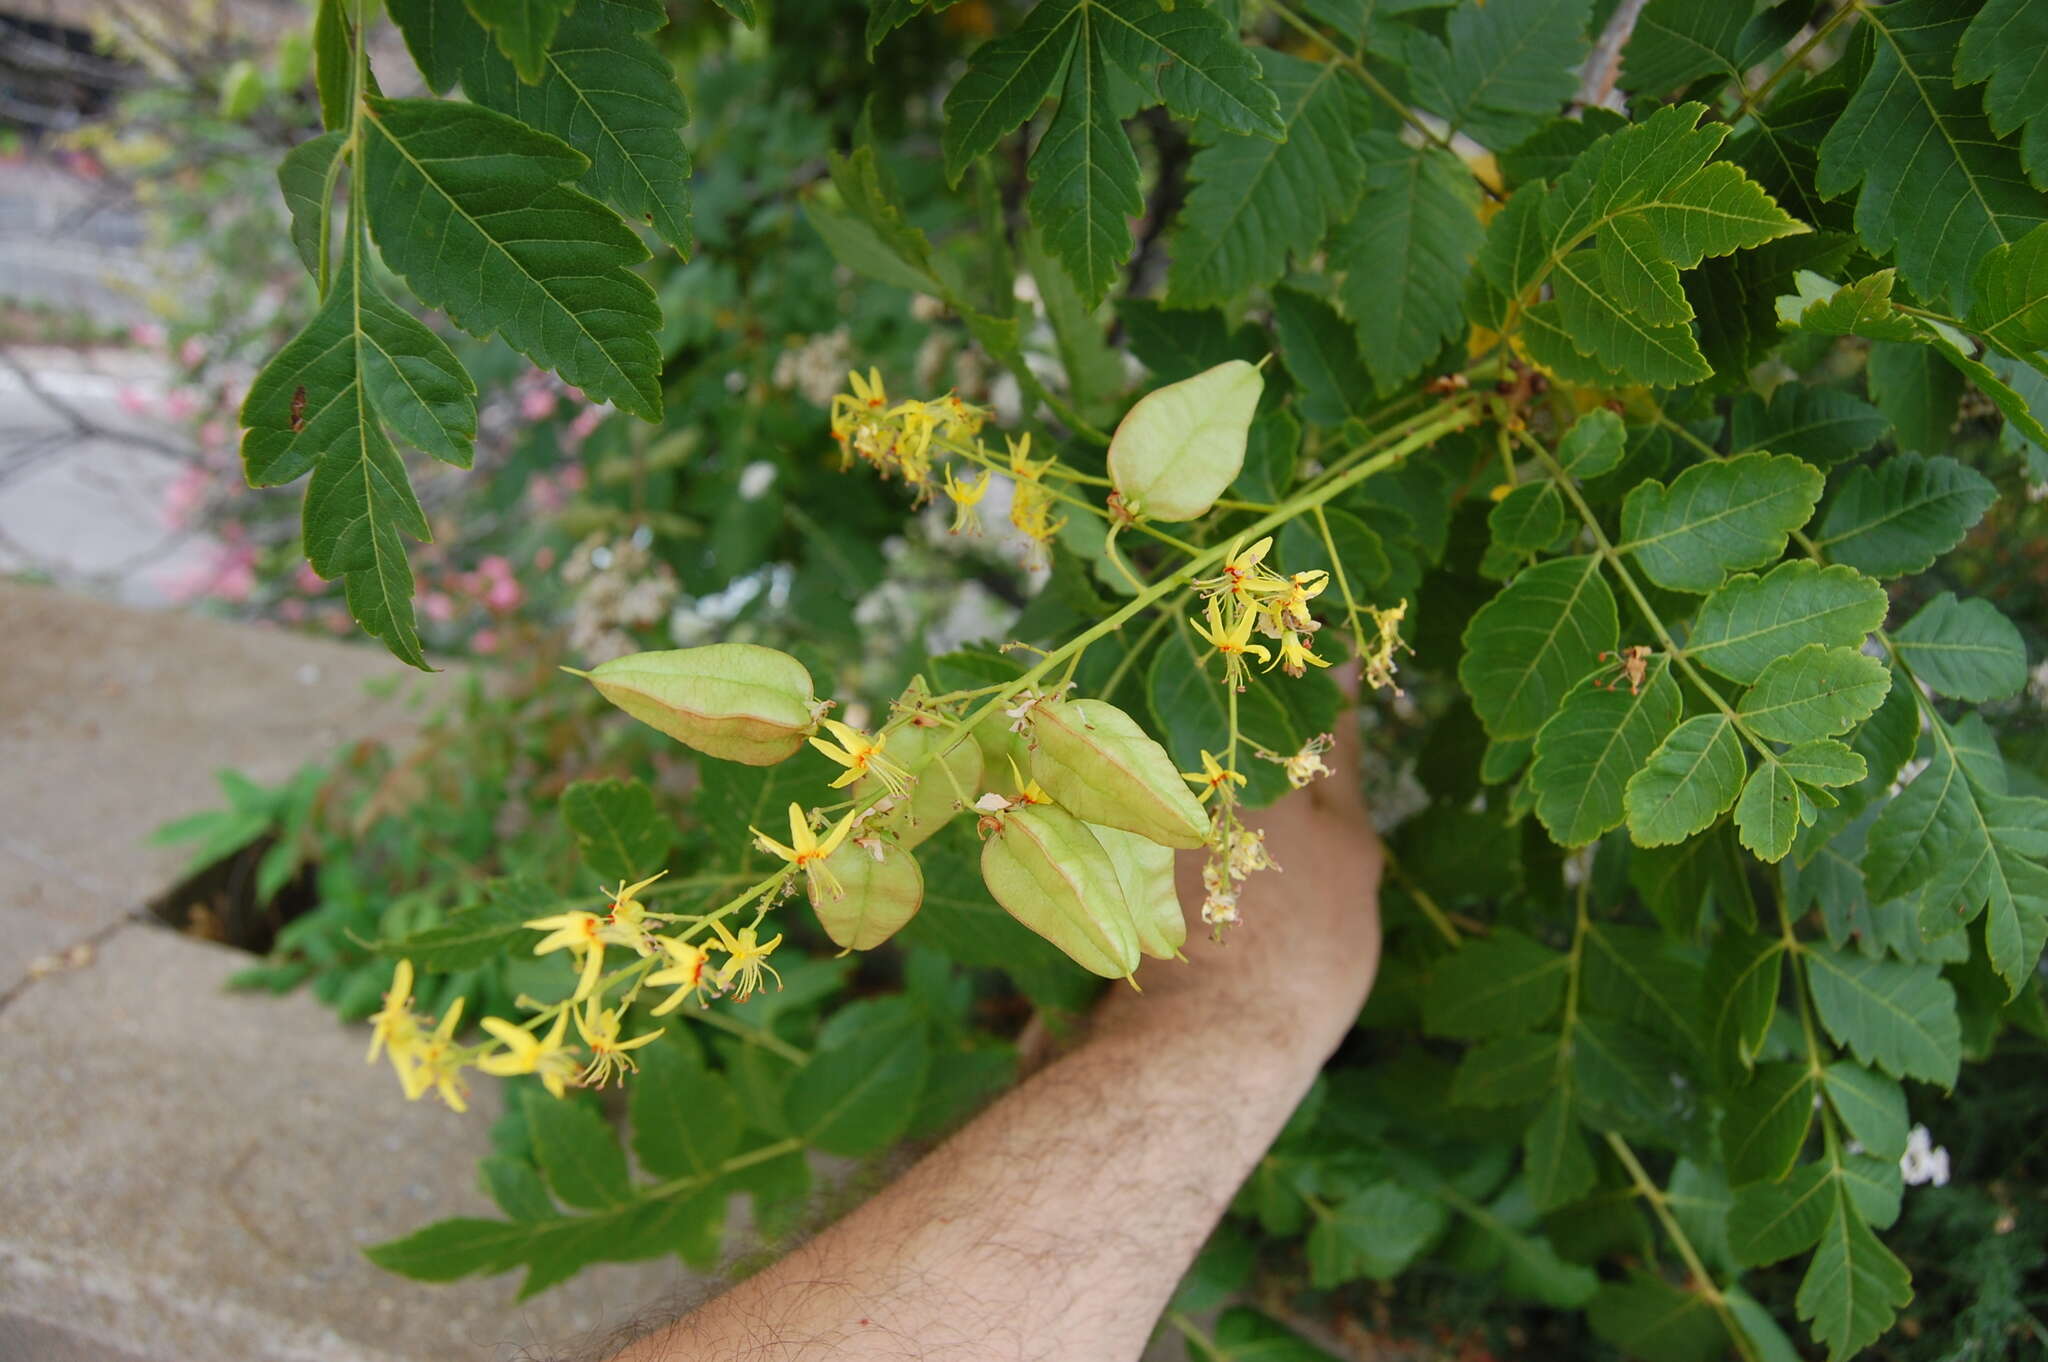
646,1135,805,1201
1382,846,1462,948
688,1005,811,1065
1733,0,1862,122
1099,610,1169,700
1603,1132,1761,1362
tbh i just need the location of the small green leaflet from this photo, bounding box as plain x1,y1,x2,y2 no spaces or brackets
1686,561,1889,685
783,1007,931,1156
1588,1271,1732,1362
1557,407,1624,478
1530,661,1682,847
1892,592,2028,703
1967,221,2048,359
1458,555,1618,741
1816,0,2045,312
1726,383,1887,469
1407,0,1591,150
1450,1032,1559,1107
1813,453,1996,577
1957,0,2048,184
1273,287,1370,426
561,778,675,881
1420,927,1567,1038
939,0,1281,300
463,0,575,83
1729,1160,1832,1267
240,250,475,668
1723,1061,1813,1185
1523,1089,1596,1212
1736,762,1807,863
1738,645,1892,745
1623,0,1800,98
1802,945,1961,1088
1625,714,1745,847
1331,137,1484,393
524,1087,631,1210
1306,1181,1448,1286
1488,480,1563,553
1795,1186,1913,1361
631,1043,743,1178
279,132,344,277
1167,50,1376,307
359,97,663,420
1820,1062,1908,1163
1619,452,1823,593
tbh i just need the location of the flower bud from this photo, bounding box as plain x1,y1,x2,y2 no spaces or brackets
861,720,983,849
1094,825,1187,960
980,804,1139,979
576,644,818,765
1026,699,1209,849
810,839,923,951
1106,359,1263,522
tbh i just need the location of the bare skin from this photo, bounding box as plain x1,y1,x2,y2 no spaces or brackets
615,724,1383,1361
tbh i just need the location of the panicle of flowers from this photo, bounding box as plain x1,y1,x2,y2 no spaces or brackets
830,368,989,499
1191,537,1332,684
1360,600,1412,694
1257,733,1335,789
1005,434,1066,564
1178,750,1276,935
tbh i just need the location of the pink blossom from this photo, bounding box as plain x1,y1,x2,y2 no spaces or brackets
162,388,200,422
116,386,154,417
562,404,607,447
485,576,524,612
471,628,500,655
275,599,307,623
520,387,559,421
160,465,208,529
421,591,456,623
198,419,228,452
534,546,557,572
527,475,565,513
128,322,166,349
178,336,207,369
479,554,514,581
561,465,587,492
294,561,326,594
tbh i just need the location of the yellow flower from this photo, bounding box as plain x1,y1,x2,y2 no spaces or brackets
1005,432,1051,480
1189,598,1271,689
402,998,471,1112
646,936,715,1015
940,393,987,441
810,718,910,797
1266,570,1329,633
573,998,663,1087
1196,535,1283,602
943,464,992,535
710,918,784,1001
478,1010,580,1099
847,366,888,412
1362,600,1412,694
1268,629,1332,679
1182,750,1248,804
1010,481,1065,552
600,870,669,956
366,959,421,1083
524,907,610,1002
750,802,857,901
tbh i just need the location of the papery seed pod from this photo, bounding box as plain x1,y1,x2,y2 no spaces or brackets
810,838,924,950
1106,359,1263,522
576,644,818,765
860,720,983,849
1028,699,1209,849
973,714,1031,797
1094,824,1187,960
980,804,1139,979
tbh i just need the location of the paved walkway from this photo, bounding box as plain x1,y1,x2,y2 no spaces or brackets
0,582,696,1360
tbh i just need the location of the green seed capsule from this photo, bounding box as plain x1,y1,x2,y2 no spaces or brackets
973,714,1031,798
1028,698,1210,849
980,804,1140,979
1093,825,1187,960
810,839,924,951
860,720,983,849
577,644,819,765
1106,359,1263,522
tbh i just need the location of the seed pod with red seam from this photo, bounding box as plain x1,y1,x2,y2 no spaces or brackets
1027,698,1209,849
573,644,819,765
810,839,924,951
858,719,983,850
979,803,1139,979
1093,824,1188,960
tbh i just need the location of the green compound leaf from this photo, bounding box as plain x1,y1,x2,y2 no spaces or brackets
359,96,662,420
1813,454,1997,578
1803,945,1961,1087
1736,762,1806,864
1530,661,1682,848
1820,1062,1909,1164
463,0,575,83
440,0,694,257
240,250,477,669
1956,0,2048,188
1727,383,1888,469
1421,927,1568,1039
1332,138,1485,394
523,1087,632,1210
631,1043,743,1179
1816,0,2046,311
1795,1187,1913,1362
1686,561,1888,685
1705,929,1782,1084
377,875,556,970
1623,0,1801,98
1738,645,1892,745
1729,1159,1832,1268
1273,287,1371,426
1450,1032,1560,1108
1625,714,1745,847
364,1215,538,1280
1892,592,2029,703
1488,480,1564,553
1168,50,1376,307
1459,555,1618,741
1408,0,1592,150
1029,24,1141,306
1723,1061,1813,1184
1306,1181,1449,1287
783,1006,931,1156
1587,1271,1732,1362
1619,452,1824,593
561,778,675,882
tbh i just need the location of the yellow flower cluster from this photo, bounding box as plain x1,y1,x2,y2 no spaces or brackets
366,869,793,1111
829,367,987,497
1190,536,1332,686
